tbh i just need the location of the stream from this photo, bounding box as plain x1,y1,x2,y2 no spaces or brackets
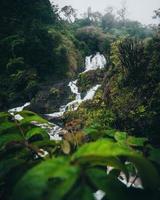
44,52,106,140
8,52,107,141
45,52,106,120
7,52,142,198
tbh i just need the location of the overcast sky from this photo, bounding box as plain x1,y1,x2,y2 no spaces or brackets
52,0,160,24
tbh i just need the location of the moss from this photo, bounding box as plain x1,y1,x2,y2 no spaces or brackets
49,87,60,97
77,69,106,93
64,89,115,130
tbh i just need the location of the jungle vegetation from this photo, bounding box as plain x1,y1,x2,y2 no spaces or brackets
0,1,160,200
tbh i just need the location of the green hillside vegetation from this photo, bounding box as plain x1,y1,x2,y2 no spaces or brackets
0,1,160,200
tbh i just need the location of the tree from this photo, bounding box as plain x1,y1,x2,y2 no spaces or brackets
153,8,160,20
102,7,116,30
118,38,145,85
76,26,108,54
117,1,128,25
0,0,79,110
81,7,102,26
153,8,160,34
61,5,77,23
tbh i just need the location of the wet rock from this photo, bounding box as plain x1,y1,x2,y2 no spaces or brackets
30,80,72,114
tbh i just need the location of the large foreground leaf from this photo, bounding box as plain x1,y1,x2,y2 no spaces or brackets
26,127,49,140
19,110,47,125
0,133,23,150
13,157,79,200
64,182,94,200
86,168,159,200
72,139,160,190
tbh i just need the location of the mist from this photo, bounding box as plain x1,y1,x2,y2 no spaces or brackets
53,0,160,24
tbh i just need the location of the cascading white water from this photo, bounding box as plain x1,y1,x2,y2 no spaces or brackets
46,111,64,119
68,80,81,101
7,52,143,192
85,52,106,72
46,53,106,119
8,102,30,114
46,83,101,118
46,80,81,118
9,53,106,141
8,102,31,121
83,85,101,101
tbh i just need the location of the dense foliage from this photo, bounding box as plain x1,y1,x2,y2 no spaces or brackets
0,111,160,200
0,0,160,199
104,36,160,143
0,0,83,110
0,0,154,111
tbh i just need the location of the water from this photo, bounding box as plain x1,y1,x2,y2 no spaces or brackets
68,80,81,100
46,111,64,119
8,53,106,141
8,102,30,114
7,52,143,196
85,52,106,72
93,190,106,200
43,53,106,146
45,83,101,118
46,53,106,119
83,85,101,101
8,102,31,121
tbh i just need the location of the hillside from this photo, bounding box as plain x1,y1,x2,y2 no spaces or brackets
0,1,160,200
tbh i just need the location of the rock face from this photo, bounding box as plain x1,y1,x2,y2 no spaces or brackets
30,80,72,114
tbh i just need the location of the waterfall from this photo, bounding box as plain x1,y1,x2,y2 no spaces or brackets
68,80,81,101
46,52,106,119
83,85,101,101
8,102,31,121
85,52,106,72
8,102,31,114
46,83,101,119
9,53,106,141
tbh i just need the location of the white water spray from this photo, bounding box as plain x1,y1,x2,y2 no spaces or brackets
46,53,106,119
85,52,106,72
9,53,106,141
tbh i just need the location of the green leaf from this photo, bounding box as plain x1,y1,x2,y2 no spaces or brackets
72,139,160,190
13,157,79,200
0,112,18,134
18,110,47,125
31,140,57,149
0,121,17,134
26,127,49,140
149,148,160,165
84,127,98,136
0,133,23,149
114,131,127,143
127,136,148,147
103,129,116,138
113,131,148,147
0,146,34,179
0,157,25,179
84,127,116,140
65,184,94,200
87,168,157,200
0,112,10,122
87,168,129,200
